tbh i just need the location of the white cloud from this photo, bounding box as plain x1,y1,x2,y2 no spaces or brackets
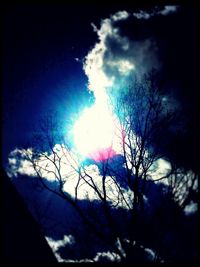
184,201,198,216
45,234,75,262
52,249,121,263
7,144,132,208
149,158,172,182
160,6,178,16
84,11,133,99
7,139,176,208
45,233,121,263
83,35,113,98
91,22,98,32
107,59,135,75
133,5,178,19
8,157,16,165
112,10,129,21
7,148,36,178
133,11,151,20
45,234,75,251
18,159,36,176
84,7,168,102
93,251,121,262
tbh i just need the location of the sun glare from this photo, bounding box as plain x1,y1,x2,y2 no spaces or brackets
73,102,117,160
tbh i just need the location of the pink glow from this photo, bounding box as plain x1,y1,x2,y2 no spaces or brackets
88,147,116,162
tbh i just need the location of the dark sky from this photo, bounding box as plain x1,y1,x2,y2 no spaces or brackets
2,4,199,172
2,4,113,164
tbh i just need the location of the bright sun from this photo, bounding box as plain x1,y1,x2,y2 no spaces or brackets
73,102,117,159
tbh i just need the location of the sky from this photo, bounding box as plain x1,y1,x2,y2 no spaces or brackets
2,3,129,164
2,4,199,171
2,4,96,164
2,4,198,263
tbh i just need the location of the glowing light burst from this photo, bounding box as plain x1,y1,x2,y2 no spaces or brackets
73,101,118,161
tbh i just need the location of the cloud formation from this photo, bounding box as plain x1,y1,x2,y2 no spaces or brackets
84,5,199,172
7,145,132,207
8,142,174,207
45,234,75,262
83,6,178,100
133,5,178,19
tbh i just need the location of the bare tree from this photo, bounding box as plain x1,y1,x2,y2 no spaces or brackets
24,113,127,259
8,71,198,263
109,72,172,205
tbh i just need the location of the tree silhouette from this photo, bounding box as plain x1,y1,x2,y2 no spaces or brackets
7,71,198,263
